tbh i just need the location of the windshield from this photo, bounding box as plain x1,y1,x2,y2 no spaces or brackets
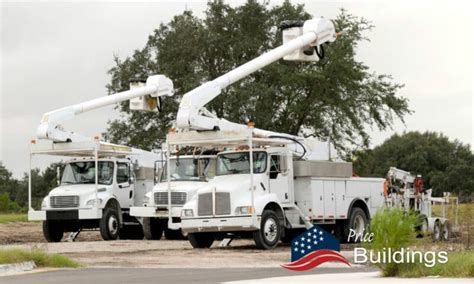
217,152,267,175
161,158,216,182
61,161,114,185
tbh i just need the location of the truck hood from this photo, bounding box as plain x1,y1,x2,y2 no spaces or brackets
49,184,109,196
154,181,208,192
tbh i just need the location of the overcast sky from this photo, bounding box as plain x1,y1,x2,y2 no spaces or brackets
1,0,473,178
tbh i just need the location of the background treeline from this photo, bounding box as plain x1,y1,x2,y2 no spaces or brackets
0,131,472,213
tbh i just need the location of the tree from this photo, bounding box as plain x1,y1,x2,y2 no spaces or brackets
353,131,474,202
105,0,409,153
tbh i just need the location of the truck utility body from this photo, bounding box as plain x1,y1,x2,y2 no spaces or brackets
130,155,216,240
28,140,159,241
172,130,383,249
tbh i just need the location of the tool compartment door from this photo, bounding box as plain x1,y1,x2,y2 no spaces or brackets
310,179,325,219
323,180,336,218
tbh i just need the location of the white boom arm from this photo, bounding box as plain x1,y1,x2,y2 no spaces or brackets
176,17,337,139
37,75,173,142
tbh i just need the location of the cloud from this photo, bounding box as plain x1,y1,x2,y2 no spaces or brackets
1,1,472,177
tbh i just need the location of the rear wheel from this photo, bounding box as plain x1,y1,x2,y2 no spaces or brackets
119,224,144,240
100,209,120,240
344,207,368,243
165,228,187,240
433,220,441,241
441,221,450,241
188,232,215,248
143,218,163,240
43,220,64,242
253,210,281,249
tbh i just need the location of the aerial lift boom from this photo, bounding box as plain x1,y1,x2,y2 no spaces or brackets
37,75,173,142
176,18,338,149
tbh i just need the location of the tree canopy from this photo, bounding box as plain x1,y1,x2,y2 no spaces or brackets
104,0,409,152
353,131,474,202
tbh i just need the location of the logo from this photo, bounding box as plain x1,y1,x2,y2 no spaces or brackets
281,225,351,271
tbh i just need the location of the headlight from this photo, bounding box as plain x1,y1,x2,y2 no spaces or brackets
182,209,194,217
41,198,47,209
235,206,254,215
86,198,102,206
143,195,151,205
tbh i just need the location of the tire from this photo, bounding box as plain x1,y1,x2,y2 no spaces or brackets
441,221,450,241
165,228,187,240
343,207,368,243
119,224,144,240
99,209,120,240
188,232,215,248
143,217,163,240
433,220,441,241
416,215,429,238
43,220,64,242
253,210,281,249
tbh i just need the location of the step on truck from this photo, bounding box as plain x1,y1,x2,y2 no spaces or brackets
28,139,161,242
130,154,217,240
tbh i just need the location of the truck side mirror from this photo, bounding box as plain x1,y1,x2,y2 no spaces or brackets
56,166,61,185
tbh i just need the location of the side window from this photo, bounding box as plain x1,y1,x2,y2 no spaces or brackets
117,163,130,184
270,155,281,173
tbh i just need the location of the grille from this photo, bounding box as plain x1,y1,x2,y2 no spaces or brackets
50,196,79,208
197,192,231,216
154,192,187,205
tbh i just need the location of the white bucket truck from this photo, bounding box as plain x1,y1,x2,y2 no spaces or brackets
28,74,174,241
172,130,385,249
130,154,217,240
28,140,162,241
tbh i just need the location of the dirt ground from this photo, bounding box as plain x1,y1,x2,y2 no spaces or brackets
0,222,356,268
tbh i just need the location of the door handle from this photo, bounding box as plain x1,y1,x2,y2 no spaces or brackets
129,190,133,199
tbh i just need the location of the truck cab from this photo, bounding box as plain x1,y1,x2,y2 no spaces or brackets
130,155,216,240
181,147,294,249
28,140,159,242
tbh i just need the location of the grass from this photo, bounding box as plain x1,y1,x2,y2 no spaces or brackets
396,251,474,278
0,213,27,224
0,248,80,268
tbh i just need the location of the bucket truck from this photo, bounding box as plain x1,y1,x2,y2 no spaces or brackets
130,154,217,240
28,75,174,242
133,17,384,249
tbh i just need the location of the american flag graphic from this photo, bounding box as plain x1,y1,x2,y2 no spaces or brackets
281,225,351,271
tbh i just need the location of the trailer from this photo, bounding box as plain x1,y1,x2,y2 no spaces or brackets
130,154,217,240
385,167,459,241
28,139,161,241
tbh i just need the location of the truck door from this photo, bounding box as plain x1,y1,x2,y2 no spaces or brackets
116,162,135,208
269,154,290,203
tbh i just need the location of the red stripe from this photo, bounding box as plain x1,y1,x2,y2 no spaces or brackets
281,250,351,271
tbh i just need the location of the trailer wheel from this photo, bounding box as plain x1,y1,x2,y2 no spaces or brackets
416,215,429,238
188,232,215,248
43,220,64,242
433,220,441,241
119,224,144,240
345,207,368,243
100,209,120,240
253,210,281,249
441,221,450,241
143,217,163,240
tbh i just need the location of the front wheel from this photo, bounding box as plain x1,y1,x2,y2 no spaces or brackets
143,218,164,240
253,210,281,249
188,232,215,248
99,209,120,240
43,220,64,242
